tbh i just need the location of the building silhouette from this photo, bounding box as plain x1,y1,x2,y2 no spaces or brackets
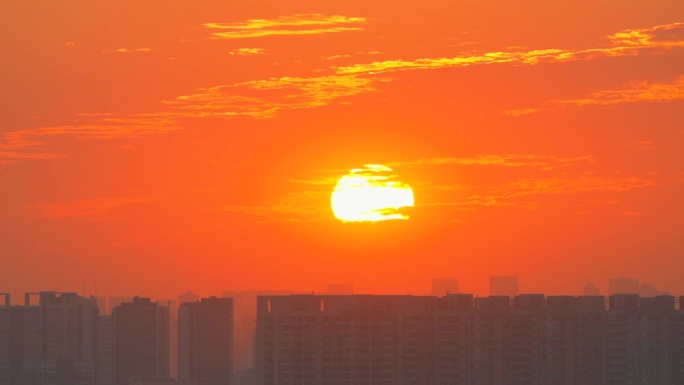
158,299,178,380
256,293,684,385
178,292,200,306
108,297,134,314
583,282,600,295
222,289,294,383
22,292,98,385
112,297,170,385
326,284,354,295
256,295,436,385
179,297,233,385
0,292,99,385
608,276,640,294
489,276,518,296
98,315,115,385
0,293,24,385
430,278,459,296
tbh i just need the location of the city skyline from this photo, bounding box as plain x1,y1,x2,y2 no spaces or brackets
0,274,676,303
3,289,684,384
1,1,684,310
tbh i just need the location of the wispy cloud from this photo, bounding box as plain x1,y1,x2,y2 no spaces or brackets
220,171,655,222
0,151,63,165
6,23,680,170
336,23,684,75
506,76,684,115
221,190,332,223
205,14,366,40
0,116,179,166
389,154,594,171
424,175,655,210
229,48,266,55
28,194,158,220
165,75,382,118
103,48,152,53
217,154,654,222
0,73,378,166
556,76,684,107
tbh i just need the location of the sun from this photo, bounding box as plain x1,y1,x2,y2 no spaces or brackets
331,164,414,222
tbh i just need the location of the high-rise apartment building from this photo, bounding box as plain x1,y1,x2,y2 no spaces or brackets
179,297,233,385
112,297,170,385
430,278,459,296
326,284,354,295
256,294,684,385
257,295,438,385
158,299,178,380
178,292,200,306
222,289,294,382
489,276,518,297
608,276,640,294
20,292,99,385
583,282,600,295
98,315,115,385
0,293,24,385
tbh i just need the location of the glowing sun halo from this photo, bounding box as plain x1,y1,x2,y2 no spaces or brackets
331,164,414,222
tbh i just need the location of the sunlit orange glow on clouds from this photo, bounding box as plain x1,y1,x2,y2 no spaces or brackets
1,1,683,298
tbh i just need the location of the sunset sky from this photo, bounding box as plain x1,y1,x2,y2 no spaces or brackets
1,0,683,299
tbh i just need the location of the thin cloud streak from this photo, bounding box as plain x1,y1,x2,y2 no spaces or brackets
3,23,680,168
0,74,376,166
556,76,684,107
389,154,594,171
229,48,266,55
102,48,153,53
507,76,684,114
221,173,655,222
336,23,684,75
221,190,332,223
28,194,158,220
423,175,655,210
205,14,366,40
0,116,179,166
165,75,382,119
219,155,652,222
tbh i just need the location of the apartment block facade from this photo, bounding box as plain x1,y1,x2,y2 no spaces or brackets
256,294,684,385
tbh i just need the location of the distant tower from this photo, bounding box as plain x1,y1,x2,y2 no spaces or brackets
639,284,658,297
178,291,200,306
430,278,459,296
326,284,354,295
112,297,170,385
608,277,640,295
583,282,600,296
490,276,518,297
179,297,234,385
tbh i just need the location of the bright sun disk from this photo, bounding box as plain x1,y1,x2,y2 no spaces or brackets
331,164,414,222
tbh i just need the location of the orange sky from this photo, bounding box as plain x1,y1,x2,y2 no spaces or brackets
1,0,683,299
